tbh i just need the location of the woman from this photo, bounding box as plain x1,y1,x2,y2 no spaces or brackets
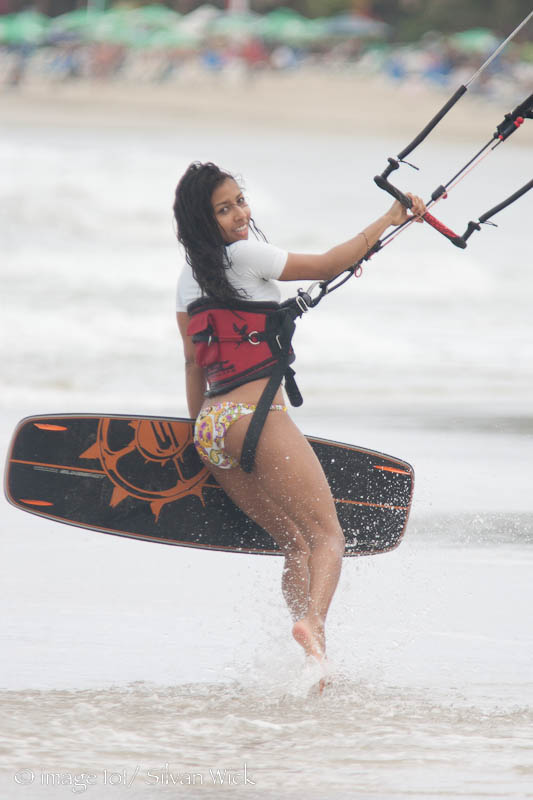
174,162,425,670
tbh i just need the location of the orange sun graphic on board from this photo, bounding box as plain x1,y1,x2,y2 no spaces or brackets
80,418,212,521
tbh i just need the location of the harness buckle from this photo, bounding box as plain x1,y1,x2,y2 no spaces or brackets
248,331,261,345
296,289,312,313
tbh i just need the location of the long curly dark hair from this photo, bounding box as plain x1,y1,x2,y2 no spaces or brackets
173,161,265,302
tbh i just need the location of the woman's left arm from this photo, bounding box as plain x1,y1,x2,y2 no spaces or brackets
279,194,426,282
177,312,206,418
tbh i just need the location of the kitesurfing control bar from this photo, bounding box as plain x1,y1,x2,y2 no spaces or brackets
314,172,531,305
311,15,533,302
375,89,533,250
373,174,467,248
372,12,533,249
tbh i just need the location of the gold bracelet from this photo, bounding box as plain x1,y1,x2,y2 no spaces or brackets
360,231,370,252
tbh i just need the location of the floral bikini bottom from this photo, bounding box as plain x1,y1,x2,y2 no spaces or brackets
194,401,287,470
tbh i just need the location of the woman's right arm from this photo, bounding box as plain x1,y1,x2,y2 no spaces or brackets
177,312,206,418
279,195,426,282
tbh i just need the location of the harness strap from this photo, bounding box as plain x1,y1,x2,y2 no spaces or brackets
283,366,302,407
240,303,304,473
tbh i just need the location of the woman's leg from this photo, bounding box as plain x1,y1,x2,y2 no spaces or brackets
218,475,312,621
213,410,345,659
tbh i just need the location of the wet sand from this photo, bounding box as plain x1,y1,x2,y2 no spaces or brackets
2,71,532,145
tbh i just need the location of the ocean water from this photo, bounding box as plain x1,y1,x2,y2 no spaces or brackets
1,95,533,799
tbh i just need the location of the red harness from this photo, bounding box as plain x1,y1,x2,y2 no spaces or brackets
187,295,308,472
187,297,295,396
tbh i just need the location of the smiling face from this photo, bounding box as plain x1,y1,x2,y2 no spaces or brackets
211,178,251,244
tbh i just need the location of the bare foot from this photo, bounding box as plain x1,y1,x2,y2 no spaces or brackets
308,676,330,696
292,617,325,662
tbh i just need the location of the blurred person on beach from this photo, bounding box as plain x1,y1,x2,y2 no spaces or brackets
174,162,426,677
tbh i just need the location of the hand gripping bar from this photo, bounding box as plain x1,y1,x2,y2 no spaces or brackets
374,173,467,249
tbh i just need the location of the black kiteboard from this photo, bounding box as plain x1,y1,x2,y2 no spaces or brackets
4,414,414,556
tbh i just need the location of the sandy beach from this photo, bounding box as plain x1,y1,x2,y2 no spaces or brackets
2,70,532,146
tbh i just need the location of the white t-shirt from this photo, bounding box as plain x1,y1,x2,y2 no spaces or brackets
176,239,288,312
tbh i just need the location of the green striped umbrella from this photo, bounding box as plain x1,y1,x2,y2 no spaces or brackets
128,4,182,31
257,7,324,45
0,10,49,45
207,11,262,39
450,28,499,54
47,9,106,41
142,25,200,50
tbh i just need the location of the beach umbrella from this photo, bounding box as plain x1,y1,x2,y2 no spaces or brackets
144,25,200,50
46,7,130,45
207,10,261,39
99,6,185,48
46,8,106,42
180,4,221,37
0,15,10,42
449,28,499,54
323,13,389,39
257,7,323,45
520,42,533,62
128,4,182,32
0,10,49,45
47,7,192,50
75,8,152,47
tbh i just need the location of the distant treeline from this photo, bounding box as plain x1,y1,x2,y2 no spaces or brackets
292,0,532,40
367,0,533,41
5,0,533,42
